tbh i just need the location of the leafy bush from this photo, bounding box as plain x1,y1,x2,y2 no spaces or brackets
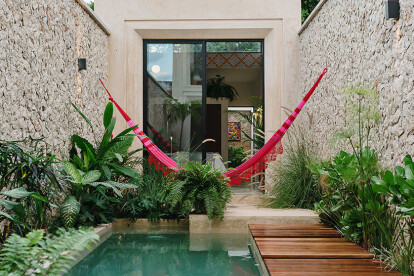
118,159,186,221
0,138,62,242
174,162,232,220
315,153,414,275
119,160,231,221
313,147,382,243
228,147,247,168
61,102,139,226
312,85,414,274
267,133,320,209
0,227,99,275
372,155,414,217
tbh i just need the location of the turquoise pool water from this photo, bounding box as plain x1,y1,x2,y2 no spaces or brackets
68,233,261,276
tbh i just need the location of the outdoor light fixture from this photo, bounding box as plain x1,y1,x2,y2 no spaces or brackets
386,0,400,20
78,58,87,71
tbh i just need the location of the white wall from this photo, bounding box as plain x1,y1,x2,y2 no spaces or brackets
94,0,301,145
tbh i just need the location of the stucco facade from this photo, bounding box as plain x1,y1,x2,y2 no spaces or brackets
94,0,302,144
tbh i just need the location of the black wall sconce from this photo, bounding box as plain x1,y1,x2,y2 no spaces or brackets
386,0,400,20
78,58,87,71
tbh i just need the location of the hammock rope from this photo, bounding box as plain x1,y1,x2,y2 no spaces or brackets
99,67,327,185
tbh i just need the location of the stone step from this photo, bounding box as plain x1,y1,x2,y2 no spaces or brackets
190,205,320,234
230,194,263,205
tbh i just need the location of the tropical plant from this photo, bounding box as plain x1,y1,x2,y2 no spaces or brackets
0,138,62,241
61,102,140,226
119,158,231,221
267,131,320,209
228,147,247,168
68,102,140,180
0,227,99,276
173,162,232,220
317,84,380,246
313,147,381,246
0,187,53,243
207,75,238,102
372,155,414,216
301,0,320,23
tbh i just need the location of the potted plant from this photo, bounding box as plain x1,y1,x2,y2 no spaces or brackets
207,75,238,102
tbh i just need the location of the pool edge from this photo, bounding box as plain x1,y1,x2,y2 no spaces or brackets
249,231,270,276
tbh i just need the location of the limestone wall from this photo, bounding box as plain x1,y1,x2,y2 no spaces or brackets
299,0,414,167
0,0,109,154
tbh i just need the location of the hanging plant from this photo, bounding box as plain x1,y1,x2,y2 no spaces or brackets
207,75,239,102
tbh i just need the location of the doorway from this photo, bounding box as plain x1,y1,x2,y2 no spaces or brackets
143,40,264,173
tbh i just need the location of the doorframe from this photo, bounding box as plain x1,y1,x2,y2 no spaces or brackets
143,39,264,162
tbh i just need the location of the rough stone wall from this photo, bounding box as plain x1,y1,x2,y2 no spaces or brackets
0,0,108,154
299,0,414,167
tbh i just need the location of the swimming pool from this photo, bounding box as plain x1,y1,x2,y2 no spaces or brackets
68,233,262,276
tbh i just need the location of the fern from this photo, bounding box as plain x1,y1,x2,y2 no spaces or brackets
174,162,231,220
0,228,99,276
59,196,80,228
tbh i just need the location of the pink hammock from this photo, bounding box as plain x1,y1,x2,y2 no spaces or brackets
99,68,327,185
146,122,178,153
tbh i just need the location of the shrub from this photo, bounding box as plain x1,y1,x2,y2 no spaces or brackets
228,147,247,168
174,162,232,220
0,227,99,275
118,159,186,221
267,132,320,209
0,138,62,242
60,102,140,227
119,160,232,221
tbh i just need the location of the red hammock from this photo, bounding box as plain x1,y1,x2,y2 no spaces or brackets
99,68,327,185
146,122,177,153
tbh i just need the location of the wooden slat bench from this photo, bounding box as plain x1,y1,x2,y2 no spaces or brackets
249,224,401,275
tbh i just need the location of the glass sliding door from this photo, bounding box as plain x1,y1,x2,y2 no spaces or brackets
144,42,204,162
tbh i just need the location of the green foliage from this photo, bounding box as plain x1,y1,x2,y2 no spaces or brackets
301,0,320,23
314,152,414,274
59,196,80,228
0,138,62,242
119,159,231,221
228,147,247,168
174,162,232,220
119,160,187,221
333,85,380,155
372,155,414,217
63,102,140,226
87,1,94,10
207,75,239,102
206,41,262,52
0,227,99,275
313,148,381,244
267,132,320,209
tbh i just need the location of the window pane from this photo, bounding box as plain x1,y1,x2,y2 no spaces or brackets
146,43,203,162
206,42,262,53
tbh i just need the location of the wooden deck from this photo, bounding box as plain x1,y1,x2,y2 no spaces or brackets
249,224,401,275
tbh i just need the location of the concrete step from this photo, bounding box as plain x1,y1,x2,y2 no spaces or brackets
230,194,263,205
190,205,320,234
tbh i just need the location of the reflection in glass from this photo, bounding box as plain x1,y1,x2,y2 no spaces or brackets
206,42,262,53
146,44,203,162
